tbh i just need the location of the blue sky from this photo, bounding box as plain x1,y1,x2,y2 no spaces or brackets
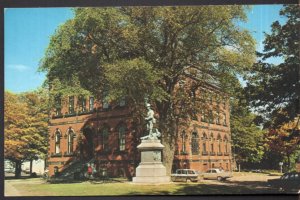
4,5,286,93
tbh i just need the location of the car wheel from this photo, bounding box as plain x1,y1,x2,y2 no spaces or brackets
217,176,222,181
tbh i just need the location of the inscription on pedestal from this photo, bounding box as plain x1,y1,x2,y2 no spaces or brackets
141,151,161,162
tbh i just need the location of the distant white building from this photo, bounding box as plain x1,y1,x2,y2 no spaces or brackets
22,159,45,175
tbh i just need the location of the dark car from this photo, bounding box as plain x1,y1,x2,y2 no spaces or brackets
268,172,300,193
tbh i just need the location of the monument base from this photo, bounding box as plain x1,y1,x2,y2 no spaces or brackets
132,139,170,184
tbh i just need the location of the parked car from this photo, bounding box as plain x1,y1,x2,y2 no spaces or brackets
201,168,233,181
171,169,199,182
267,172,300,193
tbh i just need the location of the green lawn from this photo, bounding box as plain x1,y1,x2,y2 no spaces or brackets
5,176,279,196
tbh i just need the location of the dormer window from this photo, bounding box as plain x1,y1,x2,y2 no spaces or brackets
89,97,94,111
78,96,86,112
54,95,62,116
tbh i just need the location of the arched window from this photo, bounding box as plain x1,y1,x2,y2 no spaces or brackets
89,97,94,111
67,128,75,154
210,132,214,141
191,132,199,155
181,131,187,153
216,110,220,124
118,125,126,151
217,133,222,154
69,96,75,114
211,143,214,153
55,129,61,154
102,126,109,151
201,110,207,122
224,135,228,153
223,112,227,126
202,132,207,154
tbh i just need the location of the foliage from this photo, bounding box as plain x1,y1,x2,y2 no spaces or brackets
39,6,256,174
265,119,300,170
231,102,265,164
245,5,300,127
4,91,49,177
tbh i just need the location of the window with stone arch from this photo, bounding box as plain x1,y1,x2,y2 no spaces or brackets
217,133,222,153
224,135,228,153
191,132,199,155
118,124,126,151
223,112,227,126
202,132,207,153
67,128,75,154
101,125,110,151
54,129,61,154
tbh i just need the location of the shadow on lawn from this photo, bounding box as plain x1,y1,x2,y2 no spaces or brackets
125,180,280,196
174,180,281,195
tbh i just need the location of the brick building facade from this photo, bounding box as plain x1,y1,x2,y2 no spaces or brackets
47,81,233,178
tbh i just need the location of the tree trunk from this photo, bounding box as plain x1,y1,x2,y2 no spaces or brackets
30,159,33,174
15,160,22,178
160,115,177,176
287,154,291,172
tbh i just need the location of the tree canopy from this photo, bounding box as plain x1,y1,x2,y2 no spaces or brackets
39,6,256,174
245,5,300,127
4,90,48,177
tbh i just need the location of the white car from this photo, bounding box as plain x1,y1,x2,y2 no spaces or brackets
201,168,233,181
171,169,199,182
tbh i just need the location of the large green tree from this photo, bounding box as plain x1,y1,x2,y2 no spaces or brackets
4,90,48,177
40,6,256,174
245,5,300,128
231,97,265,169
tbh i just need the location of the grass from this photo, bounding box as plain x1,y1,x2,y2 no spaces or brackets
5,175,281,196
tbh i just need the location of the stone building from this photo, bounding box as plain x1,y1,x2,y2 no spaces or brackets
47,78,233,178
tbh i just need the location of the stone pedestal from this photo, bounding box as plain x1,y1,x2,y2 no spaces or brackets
132,139,170,183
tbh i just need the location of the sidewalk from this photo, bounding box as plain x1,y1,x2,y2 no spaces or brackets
5,180,21,196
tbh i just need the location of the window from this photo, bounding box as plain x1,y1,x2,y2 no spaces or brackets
55,130,61,154
89,97,94,111
216,111,220,124
79,96,86,112
191,132,199,155
210,132,214,141
208,110,213,124
201,110,206,122
54,95,62,116
211,143,214,153
67,129,74,154
102,127,109,151
181,131,187,153
217,134,222,153
224,135,228,153
69,96,75,114
223,112,227,126
203,143,207,153
118,125,126,151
